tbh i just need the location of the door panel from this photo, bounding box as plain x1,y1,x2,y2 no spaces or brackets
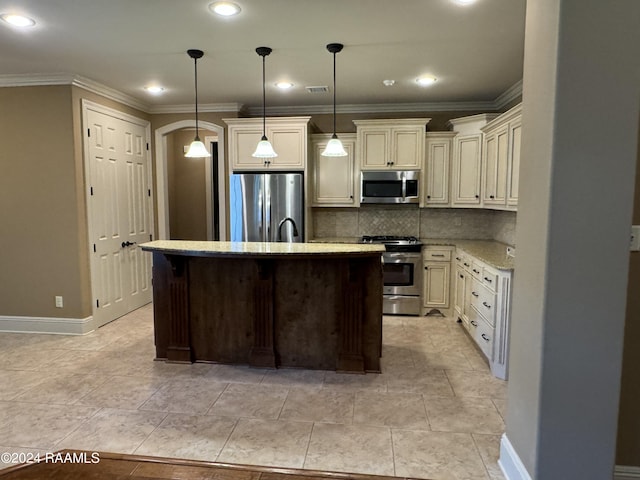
86,107,152,327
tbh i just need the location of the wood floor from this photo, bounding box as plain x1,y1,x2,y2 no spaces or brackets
0,451,423,480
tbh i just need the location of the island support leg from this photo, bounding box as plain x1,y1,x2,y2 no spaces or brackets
250,260,277,368
338,259,365,373
165,255,192,363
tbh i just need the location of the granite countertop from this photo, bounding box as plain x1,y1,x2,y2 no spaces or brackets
310,237,515,270
140,240,385,257
421,238,514,270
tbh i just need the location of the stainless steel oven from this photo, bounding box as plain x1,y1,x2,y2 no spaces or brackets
361,236,423,315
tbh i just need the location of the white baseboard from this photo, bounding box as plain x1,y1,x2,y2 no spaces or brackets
0,315,96,335
499,433,533,480
615,466,640,479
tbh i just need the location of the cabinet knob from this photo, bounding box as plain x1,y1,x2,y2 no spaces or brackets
426,195,431,199
459,274,463,279
350,195,353,199
475,194,479,199
424,266,428,270
490,195,495,199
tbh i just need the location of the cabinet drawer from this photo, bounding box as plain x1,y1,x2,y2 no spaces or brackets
472,312,494,360
481,267,498,292
470,260,483,280
424,249,452,261
469,279,496,326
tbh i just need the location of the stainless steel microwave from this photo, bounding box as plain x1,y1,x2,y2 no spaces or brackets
361,171,420,204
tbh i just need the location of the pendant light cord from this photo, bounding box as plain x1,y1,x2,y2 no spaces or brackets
194,57,200,140
332,50,337,136
262,53,266,139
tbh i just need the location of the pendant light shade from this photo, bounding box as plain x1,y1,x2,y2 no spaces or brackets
185,49,211,158
253,46,277,158
322,43,348,157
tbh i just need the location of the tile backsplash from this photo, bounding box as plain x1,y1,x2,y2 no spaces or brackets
312,206,517,246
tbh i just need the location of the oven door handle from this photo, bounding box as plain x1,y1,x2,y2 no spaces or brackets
385,253,420,260
401,172,407,200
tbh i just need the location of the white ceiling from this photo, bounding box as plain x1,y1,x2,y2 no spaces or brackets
0,0,526,113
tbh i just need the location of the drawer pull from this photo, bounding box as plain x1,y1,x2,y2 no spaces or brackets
481,333,490,342
456,257,461,261
482,301,491,309
432,254,445,257
473,269,480,274
471,291,479,297
471,320,478,327
483,277,493,283
464,263,470,267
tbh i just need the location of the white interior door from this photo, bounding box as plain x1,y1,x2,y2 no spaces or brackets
84,102,152,327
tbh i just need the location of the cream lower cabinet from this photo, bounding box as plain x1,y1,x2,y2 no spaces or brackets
354,119,430,170
310,134,357,207
224,117,311,171
454,248,512,380
422,246,453,315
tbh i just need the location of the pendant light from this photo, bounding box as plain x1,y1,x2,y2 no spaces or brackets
252,46,278,158
185,49,211,158
321,43,348,157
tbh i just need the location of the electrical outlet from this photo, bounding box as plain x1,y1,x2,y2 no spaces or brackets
631,225,640,251
55,296,63,308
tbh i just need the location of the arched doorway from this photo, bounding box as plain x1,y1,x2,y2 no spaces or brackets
154,120,227,240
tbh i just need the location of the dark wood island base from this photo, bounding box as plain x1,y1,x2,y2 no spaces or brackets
141,241,385,373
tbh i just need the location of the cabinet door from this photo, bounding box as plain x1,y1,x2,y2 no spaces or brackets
507,119,522,208
425,138,451,205
391,127,422,169
359,129,389,169
483,126,508,206
230,128,268,170
454,266,467,322
452,134,482,206
268,125,306,170
423,262,450,308
311,137,356,206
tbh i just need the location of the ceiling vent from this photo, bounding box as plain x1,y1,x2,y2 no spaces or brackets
306,85,329,94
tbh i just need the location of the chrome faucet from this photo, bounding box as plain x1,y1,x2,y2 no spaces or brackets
277,217,299,242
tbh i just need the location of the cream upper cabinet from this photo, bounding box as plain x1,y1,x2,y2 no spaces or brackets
310,134,357,207
354,119,430,170
482,124,509,207
223,117,311,171
424,132,456,206
449,114,498,208
481,103,522,210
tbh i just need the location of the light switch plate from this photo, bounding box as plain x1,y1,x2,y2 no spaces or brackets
631,225,640,251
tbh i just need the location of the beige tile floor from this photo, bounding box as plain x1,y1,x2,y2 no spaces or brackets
0,304,506,480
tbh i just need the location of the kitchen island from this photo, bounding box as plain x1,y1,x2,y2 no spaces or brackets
140,240,385,373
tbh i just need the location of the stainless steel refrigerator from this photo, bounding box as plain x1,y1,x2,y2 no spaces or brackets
229,173,304,242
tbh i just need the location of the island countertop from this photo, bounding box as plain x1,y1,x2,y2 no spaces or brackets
140,240,385,258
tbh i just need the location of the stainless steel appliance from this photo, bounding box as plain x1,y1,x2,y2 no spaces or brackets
360,171,419,204
361,235,423,315
230,172,304,242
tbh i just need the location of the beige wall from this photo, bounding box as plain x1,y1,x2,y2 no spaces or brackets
0,86,85,318
167,129,211,240
616,117,640,466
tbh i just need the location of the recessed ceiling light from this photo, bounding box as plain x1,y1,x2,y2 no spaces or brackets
275,82,294,90
383,80,395,87
145,86,165,94
209,2,241,16
416,75,437,86
452,0,477,5
1,13,36,27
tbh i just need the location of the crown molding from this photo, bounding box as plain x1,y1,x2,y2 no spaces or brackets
0,72,523,116
246,100,497,116
495,79,523,110
149,103,244,114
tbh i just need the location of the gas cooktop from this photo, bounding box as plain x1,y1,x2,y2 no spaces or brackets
360,236,422,252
